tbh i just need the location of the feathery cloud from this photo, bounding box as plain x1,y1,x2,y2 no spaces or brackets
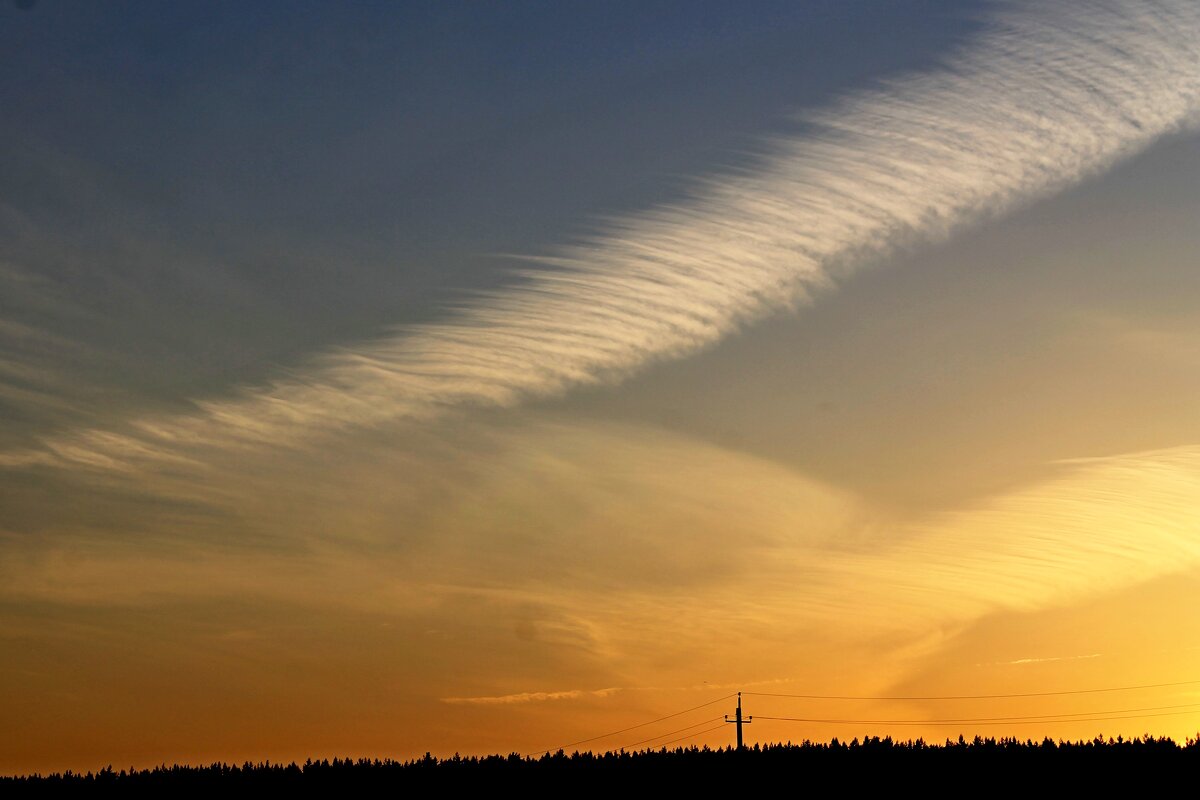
4,3,1199,478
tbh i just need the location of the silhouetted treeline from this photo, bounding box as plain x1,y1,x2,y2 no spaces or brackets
5,735,1199,793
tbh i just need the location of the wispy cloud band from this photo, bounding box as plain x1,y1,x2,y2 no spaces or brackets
441,688,621,705
4,0,1198,472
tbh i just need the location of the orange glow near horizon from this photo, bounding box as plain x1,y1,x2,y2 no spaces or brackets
4,446,1200,775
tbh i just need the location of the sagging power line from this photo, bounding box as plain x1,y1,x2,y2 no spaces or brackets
753,701,1200,725
526,677,1200,756
743,678,1200,702
528,693,735,757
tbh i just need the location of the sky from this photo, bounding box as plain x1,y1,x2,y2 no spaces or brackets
2,0,1200,775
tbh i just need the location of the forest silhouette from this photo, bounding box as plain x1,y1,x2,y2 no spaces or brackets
6,735,1199,791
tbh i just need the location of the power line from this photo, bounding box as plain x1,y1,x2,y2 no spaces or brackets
755,706,1200,727
757,701,1200,725
657,724,729,748
525,679,1200,757
614,717,725,752
528,693,736,756
744,678,1200,702
755,709,1200,727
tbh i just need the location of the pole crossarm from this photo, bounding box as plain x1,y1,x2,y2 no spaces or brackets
727,692,751,750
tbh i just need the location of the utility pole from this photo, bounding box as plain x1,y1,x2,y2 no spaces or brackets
725,692,752,750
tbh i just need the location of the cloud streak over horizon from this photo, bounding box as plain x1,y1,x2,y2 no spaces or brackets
441,688,622,705
5,417,1200,702
3,0,1199,474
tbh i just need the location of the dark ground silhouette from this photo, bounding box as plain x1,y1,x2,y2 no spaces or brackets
5,735,1197,793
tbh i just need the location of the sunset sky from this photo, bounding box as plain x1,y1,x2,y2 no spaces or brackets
3,0,1200,775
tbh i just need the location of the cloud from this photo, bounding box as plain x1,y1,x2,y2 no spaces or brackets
0,419,862,606
441,688,621,705
3,0,1198,474
820,447,1200,634
5,414,1200,674
5,410,1200,750
1003,654,1103,666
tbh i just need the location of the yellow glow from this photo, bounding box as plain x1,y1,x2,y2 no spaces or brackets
3,417,1200,773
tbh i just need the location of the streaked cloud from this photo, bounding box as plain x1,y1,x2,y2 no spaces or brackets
5,415,1199,670
1004,654,1103,666
442,688,621,706
720,446,1200,639
4,413,1199,760
3,0,1197,474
